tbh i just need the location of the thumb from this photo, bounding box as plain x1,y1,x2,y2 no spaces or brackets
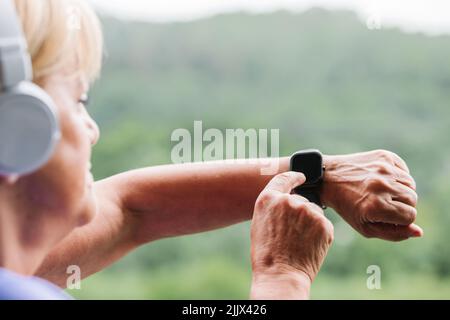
264,171,306,194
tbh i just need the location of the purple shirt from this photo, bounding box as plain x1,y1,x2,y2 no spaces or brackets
0,267,72,300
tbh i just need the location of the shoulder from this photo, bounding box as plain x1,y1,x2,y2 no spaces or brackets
0,268,73,300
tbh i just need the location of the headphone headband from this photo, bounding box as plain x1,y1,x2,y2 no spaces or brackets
0,0,32,89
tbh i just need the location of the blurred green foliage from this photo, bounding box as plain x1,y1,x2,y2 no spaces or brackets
72,8,450,299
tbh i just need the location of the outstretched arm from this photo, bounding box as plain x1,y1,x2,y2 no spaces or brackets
36,158,290,287
36,150,422,287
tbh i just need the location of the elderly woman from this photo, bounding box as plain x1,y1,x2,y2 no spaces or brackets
0,0,421,300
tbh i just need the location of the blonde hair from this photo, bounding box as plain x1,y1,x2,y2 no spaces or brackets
13,0,103,84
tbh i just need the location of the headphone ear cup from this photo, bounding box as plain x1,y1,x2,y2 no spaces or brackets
0,82,60,176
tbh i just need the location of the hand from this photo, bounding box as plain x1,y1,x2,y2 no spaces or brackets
321,149,423,241
250,172,334,299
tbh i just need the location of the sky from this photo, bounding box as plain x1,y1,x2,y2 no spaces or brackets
88,0,450,36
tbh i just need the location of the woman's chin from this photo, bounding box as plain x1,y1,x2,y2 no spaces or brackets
86,171,95,189
76,190,98,227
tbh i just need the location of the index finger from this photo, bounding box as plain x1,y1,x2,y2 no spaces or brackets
264,171,306,194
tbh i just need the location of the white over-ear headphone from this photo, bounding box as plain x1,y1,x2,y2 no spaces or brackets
0,0,60,176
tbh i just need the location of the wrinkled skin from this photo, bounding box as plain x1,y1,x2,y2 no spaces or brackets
322,150,422,241
251,172,333,299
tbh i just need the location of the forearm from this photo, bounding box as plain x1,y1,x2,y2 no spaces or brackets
86,154,338,244
116,158,291,243
250,270,312,300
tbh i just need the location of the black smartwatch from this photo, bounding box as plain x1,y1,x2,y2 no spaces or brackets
289,149,326,208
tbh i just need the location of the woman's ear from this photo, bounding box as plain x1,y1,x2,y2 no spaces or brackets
0,175,19,185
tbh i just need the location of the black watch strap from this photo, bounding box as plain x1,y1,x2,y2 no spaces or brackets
293,186,325,209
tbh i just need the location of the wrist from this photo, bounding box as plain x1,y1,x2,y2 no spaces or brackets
321,155,340,208
251,265,312,300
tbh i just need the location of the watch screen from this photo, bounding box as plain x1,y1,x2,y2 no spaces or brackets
290,151,323,185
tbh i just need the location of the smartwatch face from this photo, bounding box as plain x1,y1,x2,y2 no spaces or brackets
290,151,323,185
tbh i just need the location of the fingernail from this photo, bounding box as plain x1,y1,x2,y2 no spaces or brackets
411,225,424,237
